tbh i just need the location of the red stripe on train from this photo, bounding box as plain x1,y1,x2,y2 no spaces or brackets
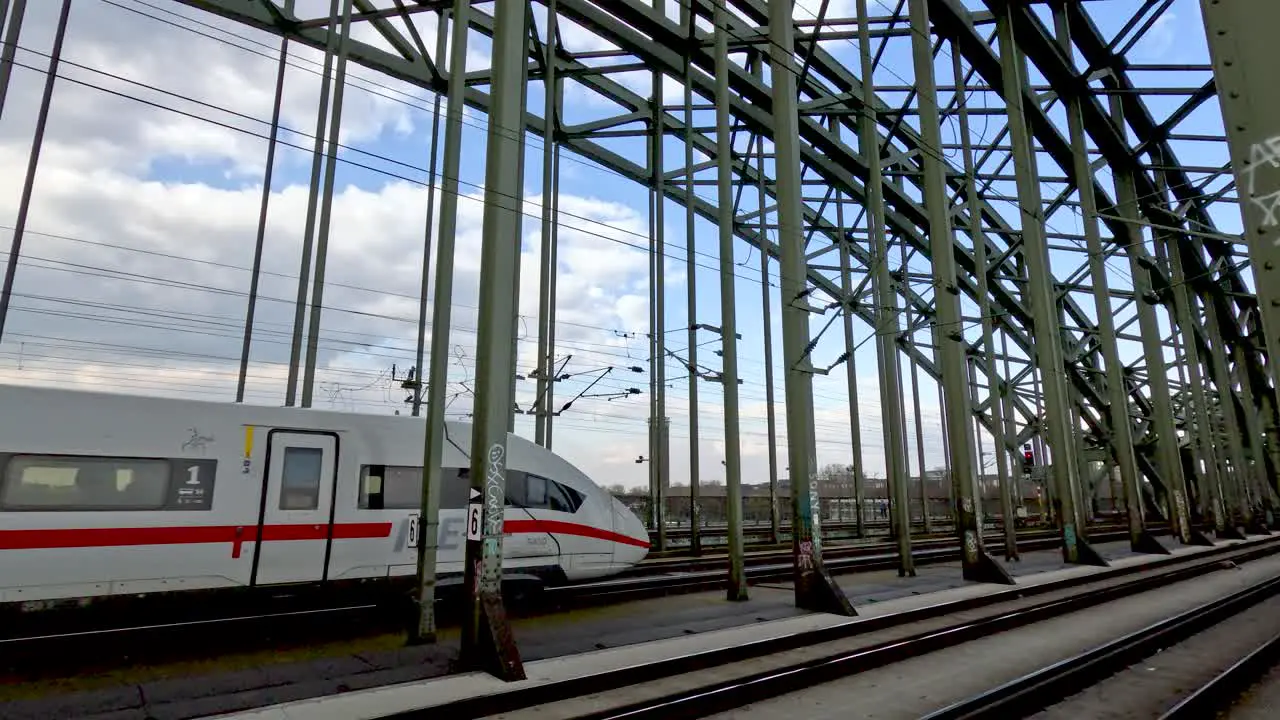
504,519,650,548
0,519,649,551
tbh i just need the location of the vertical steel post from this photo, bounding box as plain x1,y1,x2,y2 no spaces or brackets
286,0,339,407
1051,6,1165,554
856,0,912,574
834,169,866,539
412,17,448,419
902,242,931,533
755,93,782,546
461,0,528,681
953,50,1017,559
1199,0,1280,504
909,0,1012,582
1107,95,1198,545
534,0,558,443
1231,340,1271,527
413,0,472,646
682,0,701,554
1200,289,1254,531
238,13,293,404
770,0,856,612
300,0,354,408
713,0,746,599
649,0,668,550
0,0,70,345
1163,232,1229,536
546,145,560,448
995,6,1105,564
0,0,27,124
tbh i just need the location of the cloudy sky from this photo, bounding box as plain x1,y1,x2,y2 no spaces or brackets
0,0,1233,491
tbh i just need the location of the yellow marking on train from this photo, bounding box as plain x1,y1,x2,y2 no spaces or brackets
243,426,254,459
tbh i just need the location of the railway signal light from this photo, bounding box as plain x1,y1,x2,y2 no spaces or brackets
1022,445,1035,475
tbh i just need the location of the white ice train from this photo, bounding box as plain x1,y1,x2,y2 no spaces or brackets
0,384,650,609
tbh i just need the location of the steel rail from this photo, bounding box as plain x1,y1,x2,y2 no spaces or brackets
369,537,1280,720
923,575,1280,719
1157,629,1280,719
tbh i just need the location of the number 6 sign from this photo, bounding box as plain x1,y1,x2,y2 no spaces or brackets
466,502,483,541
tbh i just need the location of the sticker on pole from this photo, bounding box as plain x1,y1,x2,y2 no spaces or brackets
407,514,420,548
466,503,483,541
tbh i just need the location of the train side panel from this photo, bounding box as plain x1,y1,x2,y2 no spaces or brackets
0,388,257,603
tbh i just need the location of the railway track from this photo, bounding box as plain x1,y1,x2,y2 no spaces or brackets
404,535,1280,720
0,524,1121,677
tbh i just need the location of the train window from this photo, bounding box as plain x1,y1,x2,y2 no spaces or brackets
358,466,476,510
280,447,322,510
548,480,584,513
514,473,583,513
0,455,169,510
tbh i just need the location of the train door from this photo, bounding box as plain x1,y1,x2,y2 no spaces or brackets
252,431,338,586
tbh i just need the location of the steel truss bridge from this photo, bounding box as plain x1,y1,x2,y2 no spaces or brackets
6,0,1280,678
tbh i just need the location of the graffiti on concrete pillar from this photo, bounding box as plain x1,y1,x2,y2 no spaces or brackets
1241,135,1280,237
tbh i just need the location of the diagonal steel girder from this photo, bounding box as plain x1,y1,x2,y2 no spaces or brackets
172,0,1054,438
574,0,1133,455
958,1,1268,414
175,0,1183,478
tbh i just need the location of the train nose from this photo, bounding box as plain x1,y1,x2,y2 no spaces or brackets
612,496,650,566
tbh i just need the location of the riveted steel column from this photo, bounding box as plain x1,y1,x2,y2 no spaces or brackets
713,0,746,599
1200,290,1254,532
237,7,293,403
648,0,669,550
300,0,354,408
534,0,558,444
911,0,1011,582
1107,95,1196,545
1050,6,1165,555
1162,231,1229,536
414,0,472,646
1231,340,1271,528
1200,0,1280,491
285,0,338,407
409,17,446,419
0,0,68,345
0,0,26,127
461,0,528,681
902,239,931,533
682,0,701,554
754,68,781,545
835,175,866,540
995,5,1105,565
857,0,913,576
952,50,1017,560
770,0,856,612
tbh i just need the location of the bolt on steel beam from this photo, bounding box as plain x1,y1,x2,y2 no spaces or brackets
770,0,855,613
910,0,1012,584
459,0,528,680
